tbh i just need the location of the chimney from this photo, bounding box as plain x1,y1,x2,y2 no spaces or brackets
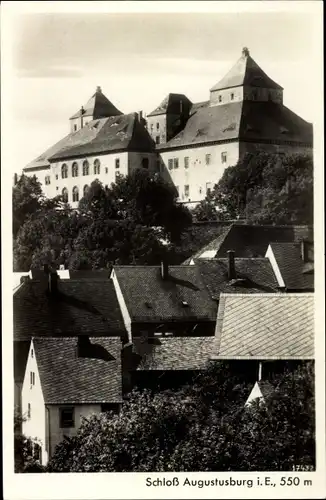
227,250,236,280
96,86,102,93
76,336,91,358
48,271,59,295
160,260,169,280
258,361,263,382
301,240,309,262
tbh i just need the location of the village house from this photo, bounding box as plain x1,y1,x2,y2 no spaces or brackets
265,241,314,292
21,336,122,465
184,223,313,262
21,48,313,208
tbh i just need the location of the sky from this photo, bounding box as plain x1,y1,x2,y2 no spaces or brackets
7,7,321,172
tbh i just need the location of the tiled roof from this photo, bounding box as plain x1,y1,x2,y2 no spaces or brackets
69,270,111,281
269,242,314,290
69,88,122,119
194,258,279,299
14,340,30,385
113,265,217,323
213,224,313,258
25,114,154,169
147,93,192,117
182,225,232,264
158,101,312,150
14,278,126,341
133,336,214,370
213,293,314,359
210,52,283,91
34,337,122,404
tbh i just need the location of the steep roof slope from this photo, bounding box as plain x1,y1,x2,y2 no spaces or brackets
69,87,122,119
148,93,192,117
269,242,314,290
213,293,314,359
194,257,279,298
14,278,126,340
113,265,217,323
34,337,122,404
210,50,283,91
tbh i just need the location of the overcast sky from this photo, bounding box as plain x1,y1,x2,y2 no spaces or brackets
8,8,321,172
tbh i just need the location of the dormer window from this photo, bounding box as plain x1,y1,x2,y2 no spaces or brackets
181,301,189,307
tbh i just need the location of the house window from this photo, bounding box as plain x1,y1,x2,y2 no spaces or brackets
230,93,234,100
155,136,160,145
31,349,34,358
150,124,154,133
62,188,68,203
72,162,79,177
55,174,58,180
173,158,179,169
45,176,51,185
27,403,31,419
115,171,120,181
168,159,173,170
105,167,108,174
221,152,227,163
72,186,79,202
156,123,159,130
218,95,222,103
82,160,89,176
184,185,190,198
30,371,35,386
73,124,77,132
115,158,120,169
60,408,75,428
206,182,213,194
184,157,189,169
94,159,100,175
142,158,149,169
61,164,68,179
205,154,211,165
156,159,161,173
83,185,89,197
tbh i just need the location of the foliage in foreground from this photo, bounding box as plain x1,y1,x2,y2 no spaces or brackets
193,153,313,225
47,362,315,472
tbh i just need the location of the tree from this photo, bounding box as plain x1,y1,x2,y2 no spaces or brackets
14,409,45,473
46,362,314,472
200,153,313,225
13,174,44,237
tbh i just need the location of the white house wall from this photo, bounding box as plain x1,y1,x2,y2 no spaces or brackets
110,270,132,343
265,245,285,288
159,142,240,204
47,404,101,457
21,340,48,465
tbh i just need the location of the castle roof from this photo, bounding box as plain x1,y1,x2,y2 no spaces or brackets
69,86,122,119
157,101,313,151
147,93,192,117
24,113,154,169
210,48,283,92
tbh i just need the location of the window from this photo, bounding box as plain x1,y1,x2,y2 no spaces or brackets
62,188,68,203
184,157,189,169
31,349,34,358
156,159,161,173
45,176,51,185
83,185,89,197
73,124,77,132
61,164,68,179
82,160,89,176
94,159,100,175
155,136,160,145
206,182,213,194
30,371,35,386
115,171,120,181
205,154,211,165
60,408,75,428
72,162,79,177
150,124,154,132
105,167,108,174
56,174,58,180
218,95,222,103
27,403,31,419
184,185,190,197
156,122,159,130
72,186,79,202
173,158,179,169
168,159,173,170
142,158,149,169
115,158,120,169
230,93,234,100
221,152,227,164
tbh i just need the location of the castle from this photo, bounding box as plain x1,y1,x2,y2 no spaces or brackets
22,48,313,208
